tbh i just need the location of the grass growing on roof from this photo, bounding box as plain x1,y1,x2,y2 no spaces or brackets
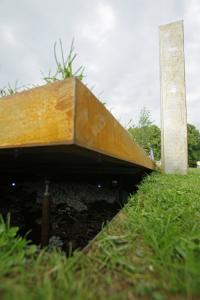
0,169,200,300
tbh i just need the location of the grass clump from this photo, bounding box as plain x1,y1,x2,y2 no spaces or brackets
43,39,85,83
0,169,200,300
0,82,20,97
0,39,85,98
0,215,36,277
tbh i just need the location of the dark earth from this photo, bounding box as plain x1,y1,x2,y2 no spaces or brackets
0,179,132,253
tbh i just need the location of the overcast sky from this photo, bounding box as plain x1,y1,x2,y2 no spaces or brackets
0,0,199,129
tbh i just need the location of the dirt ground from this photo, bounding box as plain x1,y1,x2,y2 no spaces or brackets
0,180,128,252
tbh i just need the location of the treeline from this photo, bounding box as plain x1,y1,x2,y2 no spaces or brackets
128,107,200,167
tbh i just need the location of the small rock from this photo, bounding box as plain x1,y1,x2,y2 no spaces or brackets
48,235,64,249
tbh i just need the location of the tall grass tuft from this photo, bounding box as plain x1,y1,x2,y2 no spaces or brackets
0,214,36,276
43,39,85,83
0,39,85,98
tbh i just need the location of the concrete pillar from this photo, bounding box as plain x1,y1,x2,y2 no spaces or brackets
159,20,188,174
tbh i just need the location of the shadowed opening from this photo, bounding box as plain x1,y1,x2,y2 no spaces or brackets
0,173,149,252
0,145,151,253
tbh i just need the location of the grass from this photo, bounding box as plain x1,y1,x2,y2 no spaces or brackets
43,39,85,84
0,39,85,98
0,169,200,300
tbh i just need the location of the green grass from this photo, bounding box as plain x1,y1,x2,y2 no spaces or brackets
43,39,85,84
0,39,85,98
0,169,200,300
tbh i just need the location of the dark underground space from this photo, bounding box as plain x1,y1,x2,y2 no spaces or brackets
0,146,150,253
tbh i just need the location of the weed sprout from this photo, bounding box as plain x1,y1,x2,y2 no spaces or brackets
43,39,85,83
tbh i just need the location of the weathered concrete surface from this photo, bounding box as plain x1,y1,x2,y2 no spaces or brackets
160,20,188,174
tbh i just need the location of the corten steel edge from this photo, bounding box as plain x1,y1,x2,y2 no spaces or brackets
0,77,155,246
0,77,155,179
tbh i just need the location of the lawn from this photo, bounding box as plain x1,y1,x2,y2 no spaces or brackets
0,169,200,300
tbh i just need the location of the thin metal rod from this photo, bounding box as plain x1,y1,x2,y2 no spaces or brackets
41,180,50,247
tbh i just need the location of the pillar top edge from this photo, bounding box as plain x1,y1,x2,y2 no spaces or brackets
159,20,184,30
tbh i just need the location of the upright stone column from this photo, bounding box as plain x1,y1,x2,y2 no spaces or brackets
159,20,188,174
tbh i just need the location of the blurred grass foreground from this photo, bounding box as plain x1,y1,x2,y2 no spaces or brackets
0,169,200,300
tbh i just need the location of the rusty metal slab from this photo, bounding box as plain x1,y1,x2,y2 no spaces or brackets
0,78,155,176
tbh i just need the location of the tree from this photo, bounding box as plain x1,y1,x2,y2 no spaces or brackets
137,107,153,128
187,123,200,167
128,108,200,166
128,108,161,161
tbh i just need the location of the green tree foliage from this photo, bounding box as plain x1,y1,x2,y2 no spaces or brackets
187,123,200,167
129,108,200,166
128,107,161,161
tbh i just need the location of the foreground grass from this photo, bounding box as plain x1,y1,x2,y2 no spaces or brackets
0,169,200,300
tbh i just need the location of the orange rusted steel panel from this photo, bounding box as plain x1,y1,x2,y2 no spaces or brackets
0,79,74,148
0,78,155,172
75,79,155,170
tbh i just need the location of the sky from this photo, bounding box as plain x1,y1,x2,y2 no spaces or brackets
0,0,199,129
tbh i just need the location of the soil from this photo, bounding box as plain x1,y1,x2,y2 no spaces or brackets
0,180,129,252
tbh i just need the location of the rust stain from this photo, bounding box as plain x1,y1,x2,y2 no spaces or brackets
0,79,74,147
55,99,68,111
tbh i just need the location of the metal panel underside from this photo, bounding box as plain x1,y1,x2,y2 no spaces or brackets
0,145,146,180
